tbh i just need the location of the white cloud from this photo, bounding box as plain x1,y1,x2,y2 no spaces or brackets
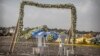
1,0,100,31
24,6,71,29
77,0,92,13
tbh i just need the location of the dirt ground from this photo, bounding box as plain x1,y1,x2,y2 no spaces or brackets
0,36,100,56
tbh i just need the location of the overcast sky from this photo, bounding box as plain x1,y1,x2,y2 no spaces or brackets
0,0,100,32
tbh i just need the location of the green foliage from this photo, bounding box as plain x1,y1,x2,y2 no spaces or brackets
47,34,53,42
22,28,33,35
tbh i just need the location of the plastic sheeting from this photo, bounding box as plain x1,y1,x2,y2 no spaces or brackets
31,29,59,40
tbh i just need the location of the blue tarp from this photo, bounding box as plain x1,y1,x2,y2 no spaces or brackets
31,29,59,40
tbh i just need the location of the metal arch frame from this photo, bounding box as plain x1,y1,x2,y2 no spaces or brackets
9,1,77,54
